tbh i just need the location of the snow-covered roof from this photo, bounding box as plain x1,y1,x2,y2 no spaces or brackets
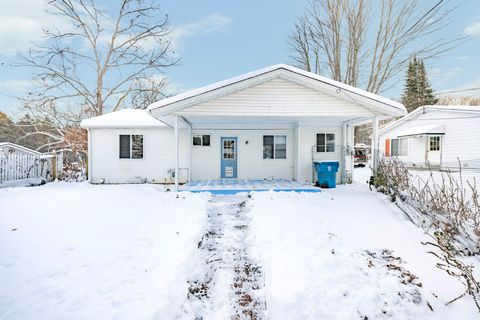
80,109,167,128
397,124,445,137
147,64,406,117
0,142,42,155
379,105,480,134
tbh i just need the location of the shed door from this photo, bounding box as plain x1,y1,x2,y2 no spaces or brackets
427,136,441,165
221,137,237,178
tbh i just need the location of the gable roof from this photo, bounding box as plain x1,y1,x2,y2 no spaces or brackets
379,105,480,134
147,64,406,117
0,142,43,155
81,109,167,129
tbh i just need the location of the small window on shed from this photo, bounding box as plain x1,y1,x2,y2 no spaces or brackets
119,134,143,159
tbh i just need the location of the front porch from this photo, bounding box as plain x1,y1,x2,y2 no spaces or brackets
180,179,322,194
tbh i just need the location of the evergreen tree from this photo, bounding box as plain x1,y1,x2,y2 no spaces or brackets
401,57,436,112
402,57,419,112
417,60,436,106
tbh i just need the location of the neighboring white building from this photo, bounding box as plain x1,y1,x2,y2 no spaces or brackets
0,142,43,156
81,64,406,186
378,105,480,168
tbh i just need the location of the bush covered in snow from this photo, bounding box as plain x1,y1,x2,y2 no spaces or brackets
373,157,480,255
373,158,480,311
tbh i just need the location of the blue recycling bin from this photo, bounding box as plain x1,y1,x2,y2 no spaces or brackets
313,161,339,188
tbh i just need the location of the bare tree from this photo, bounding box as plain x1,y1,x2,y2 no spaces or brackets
288,0,464,94
18,0,178,117
436,96,480,106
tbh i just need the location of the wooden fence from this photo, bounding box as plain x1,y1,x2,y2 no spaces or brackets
0,152,63,184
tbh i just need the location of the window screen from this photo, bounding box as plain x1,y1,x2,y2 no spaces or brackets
119,135,130,158
391,138,407,156
131,135,143,159
391,139,399,156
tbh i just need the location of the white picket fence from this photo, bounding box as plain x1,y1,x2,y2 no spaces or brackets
0,152,63,184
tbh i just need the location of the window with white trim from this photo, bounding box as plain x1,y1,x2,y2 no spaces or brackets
316,133,335,152
391,138,408,156
193,134,210,146
119,135,143,159
263,135,286,159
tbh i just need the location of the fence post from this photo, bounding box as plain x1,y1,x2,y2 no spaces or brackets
52,153,57,181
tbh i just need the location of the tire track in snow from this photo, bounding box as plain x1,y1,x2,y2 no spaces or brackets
177,194,266,320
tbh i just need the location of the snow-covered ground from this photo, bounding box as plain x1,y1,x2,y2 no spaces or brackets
248,168,480,319
0,183,208,320
1,173,479,319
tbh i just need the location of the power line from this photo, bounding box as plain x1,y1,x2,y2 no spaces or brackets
404,0,445,35
434,87,480,95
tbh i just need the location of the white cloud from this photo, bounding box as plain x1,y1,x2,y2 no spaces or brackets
456,55,468,61
437,76,480,97
0,79,34,94
170,13,233,50
0,0,71,55
464,21,480,37
429,66,462,86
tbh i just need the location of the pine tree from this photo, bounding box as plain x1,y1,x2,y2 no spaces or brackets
417,60,436,106
401,57,419,112
401,57,436,113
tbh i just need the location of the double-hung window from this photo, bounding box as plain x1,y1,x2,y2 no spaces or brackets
316,133,335,152
119,135,143,159
263,135,287,159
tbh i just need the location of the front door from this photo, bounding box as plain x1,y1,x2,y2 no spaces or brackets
427,136,441,165
221,137,237,178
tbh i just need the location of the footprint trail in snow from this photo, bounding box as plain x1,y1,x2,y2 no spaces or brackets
177,194,266,320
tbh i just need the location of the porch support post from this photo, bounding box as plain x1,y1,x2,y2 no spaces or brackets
187,123,192,182
371,116,379,171
87,128,92,182
342,123,347,184
174,115,179,190
295,123,301,182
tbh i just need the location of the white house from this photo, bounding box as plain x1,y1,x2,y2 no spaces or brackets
81,64,406,186
0,142,43,156
378,105,480,168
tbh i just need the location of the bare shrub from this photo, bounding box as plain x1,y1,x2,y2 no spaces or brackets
422,231,480,312
373,158,480,255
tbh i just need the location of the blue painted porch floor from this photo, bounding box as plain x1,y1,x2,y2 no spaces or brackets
179,179,321,194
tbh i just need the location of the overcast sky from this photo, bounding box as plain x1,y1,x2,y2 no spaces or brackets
0,0,479,118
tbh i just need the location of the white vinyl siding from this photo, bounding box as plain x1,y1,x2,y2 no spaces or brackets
178,78,376,117
190,129,294,180
298,126,344,184
89,128,188,184
379,109,480,167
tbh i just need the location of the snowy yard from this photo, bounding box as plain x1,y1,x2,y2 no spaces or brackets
1,172,480,319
